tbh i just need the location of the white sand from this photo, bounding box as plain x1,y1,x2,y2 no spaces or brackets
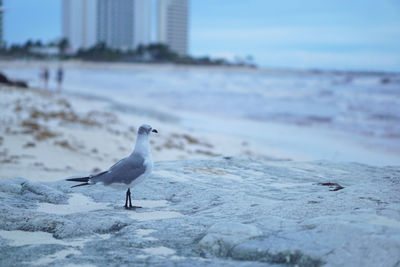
0,81,262,182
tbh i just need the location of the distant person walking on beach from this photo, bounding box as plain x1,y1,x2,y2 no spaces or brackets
41,67,49,90
56,66,64,92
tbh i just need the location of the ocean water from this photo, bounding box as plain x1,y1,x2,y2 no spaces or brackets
3,63,400,164
62,67,400,143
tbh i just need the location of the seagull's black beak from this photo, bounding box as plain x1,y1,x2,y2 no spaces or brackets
152,129,158,133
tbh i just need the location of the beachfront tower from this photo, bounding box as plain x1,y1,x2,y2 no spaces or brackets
62,0,151,52
157,0,189,55
0,0,4,48
133,0,152,48
97,0,151,50
97,0,134,50
62,0,98,52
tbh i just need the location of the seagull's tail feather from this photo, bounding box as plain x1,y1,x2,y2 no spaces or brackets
66,171,107,188
66,176,90,188
71,182,90,188
66,177,90,182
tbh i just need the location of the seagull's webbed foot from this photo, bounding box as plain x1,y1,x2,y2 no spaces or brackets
124,204,142,210
128,205,142,209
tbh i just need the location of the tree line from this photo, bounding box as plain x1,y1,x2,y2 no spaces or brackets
0,38,256,67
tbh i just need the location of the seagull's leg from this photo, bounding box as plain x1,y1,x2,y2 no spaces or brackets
128,188,133,207
129,189,142,209
124,188,130,209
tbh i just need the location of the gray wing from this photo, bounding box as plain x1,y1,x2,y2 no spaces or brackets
91,153,146,185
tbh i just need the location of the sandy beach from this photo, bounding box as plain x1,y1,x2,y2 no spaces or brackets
0,65,265,181
1,60,400,173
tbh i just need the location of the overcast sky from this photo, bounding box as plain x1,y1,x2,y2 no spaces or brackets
3,0,400,71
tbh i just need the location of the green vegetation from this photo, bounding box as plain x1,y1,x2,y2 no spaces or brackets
0,38,256,68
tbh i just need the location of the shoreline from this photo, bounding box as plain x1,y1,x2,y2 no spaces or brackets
1,59,399,76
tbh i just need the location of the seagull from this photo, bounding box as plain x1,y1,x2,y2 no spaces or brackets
66,124,158,209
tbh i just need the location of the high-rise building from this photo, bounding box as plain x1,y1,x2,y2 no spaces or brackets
0,0,3,48
158,0,188,55
133,0,151,48
98,0,132,50
62,0,151,52
62,0,98,52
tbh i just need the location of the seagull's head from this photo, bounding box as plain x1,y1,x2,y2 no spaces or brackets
138,124,158,136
